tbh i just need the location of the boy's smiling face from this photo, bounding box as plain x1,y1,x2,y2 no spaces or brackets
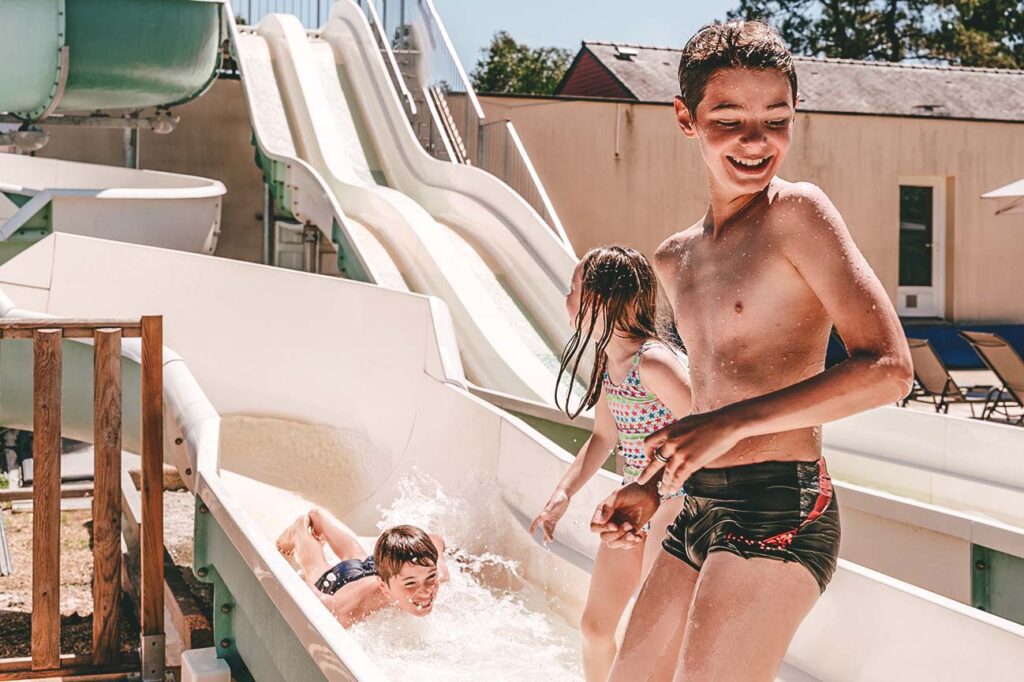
675,67,795,197
379,561,440,616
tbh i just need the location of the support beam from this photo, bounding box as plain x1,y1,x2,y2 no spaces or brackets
139,316,164,682
91,329,123,665
31,329,62,671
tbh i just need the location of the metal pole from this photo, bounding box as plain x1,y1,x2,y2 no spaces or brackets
262,183,275,266
123,126,139,169
302,223,320,274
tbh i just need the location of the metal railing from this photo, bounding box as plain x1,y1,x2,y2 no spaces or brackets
231,0,332,27
356,0,569,245
478,119,568,244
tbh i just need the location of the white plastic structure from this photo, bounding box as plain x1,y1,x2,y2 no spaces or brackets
229,20,396,286
253,11,568,402
0,153,224,253
1,233,1022,681
181,648,230,682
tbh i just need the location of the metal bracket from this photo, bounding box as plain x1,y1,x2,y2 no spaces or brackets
140,633,165,682
32,46,70,123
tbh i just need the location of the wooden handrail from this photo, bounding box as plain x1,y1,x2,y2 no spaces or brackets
0,319,142,339
1,316,164,679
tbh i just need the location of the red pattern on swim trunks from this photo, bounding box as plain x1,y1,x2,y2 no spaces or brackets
722,458,834,550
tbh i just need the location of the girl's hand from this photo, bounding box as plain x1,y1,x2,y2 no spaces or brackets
529,489,571,545
638,410,741,495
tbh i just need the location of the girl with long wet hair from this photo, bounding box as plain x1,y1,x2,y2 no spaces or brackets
530,245,692,682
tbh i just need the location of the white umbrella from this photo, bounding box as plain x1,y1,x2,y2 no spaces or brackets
982,178,1024,214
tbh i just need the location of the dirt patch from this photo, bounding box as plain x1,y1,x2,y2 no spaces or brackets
0,508,94,614
0,507,140,659
0,489,208,662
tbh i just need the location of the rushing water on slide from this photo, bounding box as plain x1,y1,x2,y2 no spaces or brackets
347,473,583,681
219,416,586,680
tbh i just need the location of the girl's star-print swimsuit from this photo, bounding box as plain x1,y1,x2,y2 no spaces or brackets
602,339,687,498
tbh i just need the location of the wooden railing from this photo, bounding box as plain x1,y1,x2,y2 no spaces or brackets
0,317,164,681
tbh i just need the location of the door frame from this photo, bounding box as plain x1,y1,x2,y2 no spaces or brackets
897,175,946,318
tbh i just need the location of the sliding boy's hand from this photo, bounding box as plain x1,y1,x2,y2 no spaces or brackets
590,483,659,549
639,411,742,495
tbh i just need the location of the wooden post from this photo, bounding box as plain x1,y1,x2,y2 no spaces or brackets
139,316,164,680
91,329,122,665
31,329,62,671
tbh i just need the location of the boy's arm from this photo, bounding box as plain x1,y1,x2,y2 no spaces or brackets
318,579,378,627
642,183,911,489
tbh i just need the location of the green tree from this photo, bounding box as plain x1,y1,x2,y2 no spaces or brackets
729,0,1023,67
924,0,1024,67
471,31,572,95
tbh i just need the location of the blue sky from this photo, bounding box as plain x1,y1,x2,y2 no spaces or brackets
432,0,740,73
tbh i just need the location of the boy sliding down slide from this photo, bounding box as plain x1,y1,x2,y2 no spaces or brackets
277,506,448,627
591,21,912,682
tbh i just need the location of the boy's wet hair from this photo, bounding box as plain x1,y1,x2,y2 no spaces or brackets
557,246,678,419
677,20,797,116
374,525,438,583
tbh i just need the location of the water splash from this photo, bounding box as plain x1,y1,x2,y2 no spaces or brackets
348,472,584,681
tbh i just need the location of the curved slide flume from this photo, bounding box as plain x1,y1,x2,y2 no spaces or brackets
0,152,225,262
229,18,391,287
256,12,560,402
1,234,1023,681
0,0,222,121
324,0,578,356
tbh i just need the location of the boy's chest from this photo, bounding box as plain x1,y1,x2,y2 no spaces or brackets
667,232,817,341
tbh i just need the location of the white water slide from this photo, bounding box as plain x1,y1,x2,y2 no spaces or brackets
231,2,580,404
0,152,225,256
1,233,1022,681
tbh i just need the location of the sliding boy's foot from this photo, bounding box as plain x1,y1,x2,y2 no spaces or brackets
276,515,308,557
307,506,328,542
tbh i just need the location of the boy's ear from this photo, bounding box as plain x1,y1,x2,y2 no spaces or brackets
377,576,389,594
674,97,697,138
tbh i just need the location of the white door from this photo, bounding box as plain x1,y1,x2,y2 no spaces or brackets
897,177,946,317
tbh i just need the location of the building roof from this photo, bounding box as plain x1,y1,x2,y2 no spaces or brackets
556,41,1024,123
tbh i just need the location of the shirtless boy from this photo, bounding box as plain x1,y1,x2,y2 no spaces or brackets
590,21,912,681
277,507,449,627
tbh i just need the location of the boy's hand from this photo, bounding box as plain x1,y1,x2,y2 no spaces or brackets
639,411,741,495
530,489,570,545
590,483,659,549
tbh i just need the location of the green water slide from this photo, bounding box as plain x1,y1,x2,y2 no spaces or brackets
0,0,223,120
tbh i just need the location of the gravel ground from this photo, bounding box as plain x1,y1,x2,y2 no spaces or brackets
0,489,200,660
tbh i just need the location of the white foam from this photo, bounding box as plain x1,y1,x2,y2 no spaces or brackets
347,473,584,681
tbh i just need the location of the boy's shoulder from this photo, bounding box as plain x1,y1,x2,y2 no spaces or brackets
765,179,840,230
654,220,703,264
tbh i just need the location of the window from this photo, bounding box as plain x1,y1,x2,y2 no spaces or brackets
899,185,934,287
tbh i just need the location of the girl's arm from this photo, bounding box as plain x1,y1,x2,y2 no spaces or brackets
530,393,618,543
554,392,619,497
636,344,693,419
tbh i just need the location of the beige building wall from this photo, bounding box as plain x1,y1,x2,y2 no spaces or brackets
36,79,264,263
481,95,1024,323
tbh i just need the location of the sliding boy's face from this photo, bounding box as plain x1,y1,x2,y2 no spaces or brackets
674,67,795,197
380,561,440,617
